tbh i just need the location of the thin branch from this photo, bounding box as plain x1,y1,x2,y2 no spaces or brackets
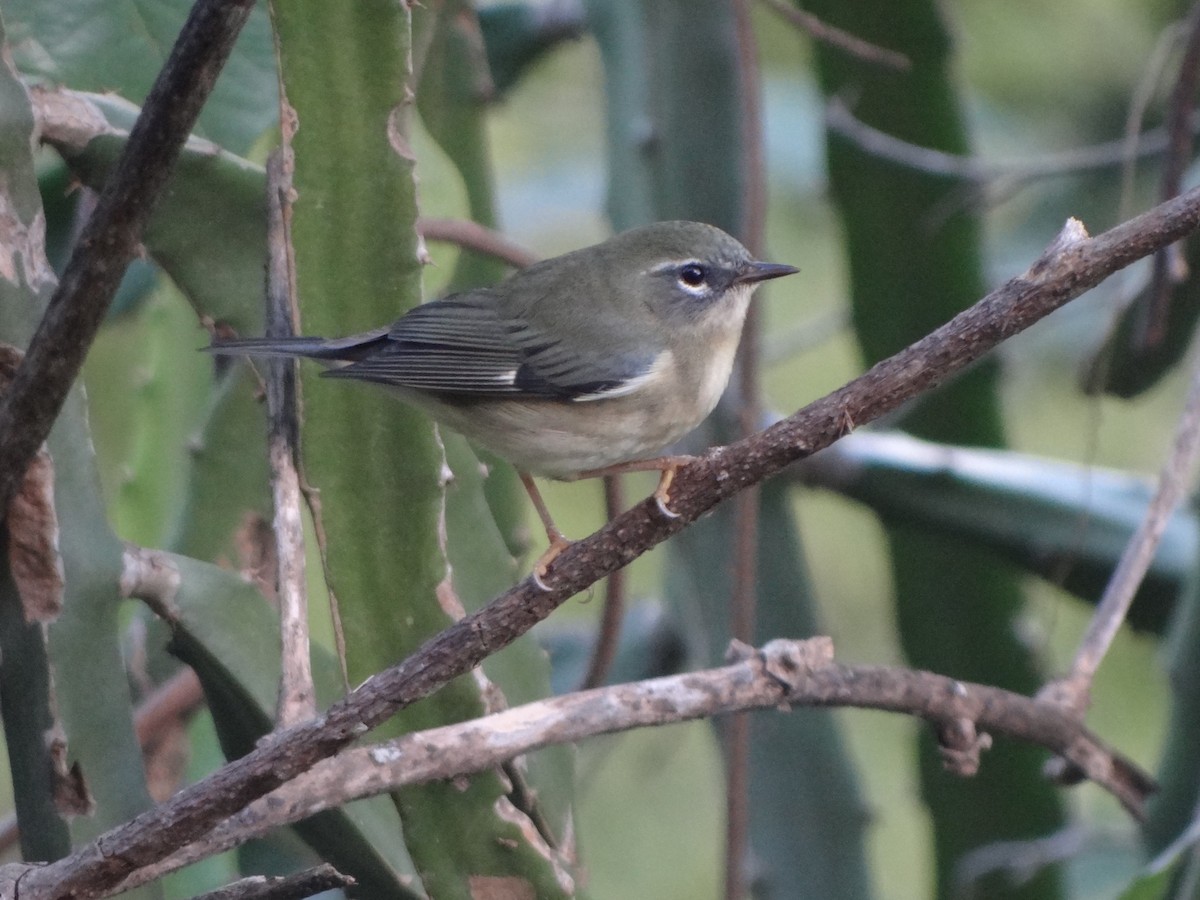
578,476,626,690
417,217,539,269
0,0,256,522
757,0,910,71
264,150,316,727
1049,347,1200,709
826,97,1198,184
103,638,1151,896
133,668,205,747
10,191,1200,900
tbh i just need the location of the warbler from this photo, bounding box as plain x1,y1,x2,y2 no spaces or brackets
211,220,797,580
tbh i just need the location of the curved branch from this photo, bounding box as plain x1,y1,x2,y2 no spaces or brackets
416,217,539,269
10,189,1200,900
826,97,1199,183
101,637,1151,897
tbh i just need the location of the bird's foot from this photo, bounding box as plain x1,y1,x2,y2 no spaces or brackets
531,530,573,591
652,464,685,519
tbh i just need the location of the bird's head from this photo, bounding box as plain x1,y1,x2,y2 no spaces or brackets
603,221,798,336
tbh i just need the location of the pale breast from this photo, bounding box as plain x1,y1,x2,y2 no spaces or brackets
402,297,748,478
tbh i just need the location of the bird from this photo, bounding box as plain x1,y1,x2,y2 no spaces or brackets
210,220,798,585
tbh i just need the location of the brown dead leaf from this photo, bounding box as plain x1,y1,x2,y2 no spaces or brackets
468,876,536,900
0,344,63,623
47,724,93,817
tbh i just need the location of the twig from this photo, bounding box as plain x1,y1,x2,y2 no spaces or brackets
190,864,353,900
102,637,1152,896
1142,2,1200,347
826,97,1199,184
0,0,256,523
1117,19,1187,225
264,150,316,727
578,476,626,690
416,217,539,269
757,0,910,71
134,667,205,747
1048,348,1200,710
9,191,1200,900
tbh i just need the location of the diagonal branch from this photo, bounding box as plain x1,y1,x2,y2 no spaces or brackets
9,189,1200,900
0,0,256,523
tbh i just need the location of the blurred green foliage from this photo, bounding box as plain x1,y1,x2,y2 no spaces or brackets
0,1,1198,899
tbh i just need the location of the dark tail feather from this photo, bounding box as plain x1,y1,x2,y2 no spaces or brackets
206,327,391,363
206,336,336,359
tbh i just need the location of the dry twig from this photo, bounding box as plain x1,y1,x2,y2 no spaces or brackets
826,97,1200,184
417,217,539,269
1046,352,1200,711
264,150,316,727
102,638,1152,896
758,0,910,70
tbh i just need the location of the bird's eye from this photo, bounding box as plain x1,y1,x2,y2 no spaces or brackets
678,264,708,288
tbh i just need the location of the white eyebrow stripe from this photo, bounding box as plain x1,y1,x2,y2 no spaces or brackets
646,258,703,276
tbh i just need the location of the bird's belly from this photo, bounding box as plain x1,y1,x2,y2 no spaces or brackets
419,394,707,479
402,328,740,479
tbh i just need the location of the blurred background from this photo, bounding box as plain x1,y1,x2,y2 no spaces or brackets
4,0,1200,898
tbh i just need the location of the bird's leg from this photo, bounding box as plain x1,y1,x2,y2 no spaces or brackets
520,473,572,589
574,455,697,520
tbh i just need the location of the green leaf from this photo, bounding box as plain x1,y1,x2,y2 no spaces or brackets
415,2,529,554
585,0,743,233
541,602,685,695
1088,231,1200,399
6,0,277,154
142,554,421,899
803,1,1067,894
479,2,585,96
0,30,159,892
0,570,71,861
1115,867,1173,900
1145,557,1200,855
667,460,872,900
810,431,1192,634
270,1,575,894
42,90,268,334
165,367,271,564
0,16,71,862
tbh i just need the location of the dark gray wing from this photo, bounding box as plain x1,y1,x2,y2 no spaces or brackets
324,293,658,401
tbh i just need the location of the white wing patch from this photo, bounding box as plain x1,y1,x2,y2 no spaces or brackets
571,350,673,402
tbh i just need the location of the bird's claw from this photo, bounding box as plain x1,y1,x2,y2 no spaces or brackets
653,465,683,520
531,532,573,591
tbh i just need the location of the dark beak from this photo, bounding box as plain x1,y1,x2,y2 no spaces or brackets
735,260,799,285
